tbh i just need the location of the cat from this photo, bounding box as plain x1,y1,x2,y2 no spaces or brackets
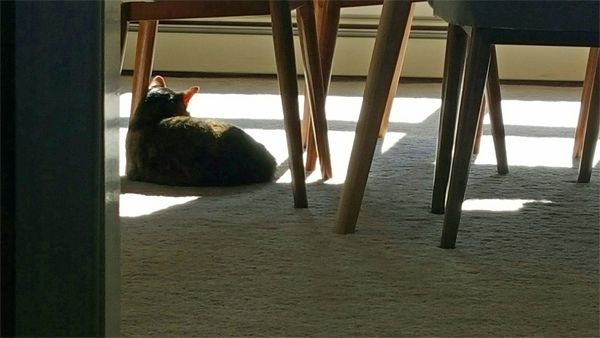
126,75,277,186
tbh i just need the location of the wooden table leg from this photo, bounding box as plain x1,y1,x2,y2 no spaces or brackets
270,0,308,208
335,0,413,234
577,50,600,183
129,20,158,120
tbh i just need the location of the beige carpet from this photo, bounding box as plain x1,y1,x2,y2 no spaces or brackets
119,77,599,337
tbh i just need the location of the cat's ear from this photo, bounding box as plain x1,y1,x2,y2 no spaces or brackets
182,86,200,107
149,75,166,88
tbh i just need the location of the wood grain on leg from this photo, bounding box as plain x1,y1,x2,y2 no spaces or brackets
303,0,341,174
129,20,158,120
378,3,415,138
335,0,413,234
577,50,600,183
270,0,308,207
297,2,332,180
120,8,129,73
573,48,599,159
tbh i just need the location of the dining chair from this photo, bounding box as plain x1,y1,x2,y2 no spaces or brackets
334,0,598,236
427,0,600,248
301,0,508,178
333,0,509,234
120,0,333,208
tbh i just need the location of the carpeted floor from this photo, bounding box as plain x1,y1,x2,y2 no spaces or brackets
119,76,599,337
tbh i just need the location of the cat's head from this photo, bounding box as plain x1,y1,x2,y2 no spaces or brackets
132,75,200,126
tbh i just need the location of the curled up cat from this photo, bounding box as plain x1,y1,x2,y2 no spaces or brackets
126,75,277,186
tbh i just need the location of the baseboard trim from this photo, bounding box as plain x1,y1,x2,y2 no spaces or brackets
120,70,585,88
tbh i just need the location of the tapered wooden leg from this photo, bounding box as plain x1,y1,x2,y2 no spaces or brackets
577,50,600,183
270,0,308,208
126,20,158,177
313,0,340,82
335,0,413,234
302,105,312,149
120,7,129,73
431,24,468,214
129,20,158,120
303,0,341,174
298,12,317,172
472,96,486,155
485,46,509,175
304,121,318,172
441,29,492,249
297,2,332,180
574,48,599,159
378,4,416,138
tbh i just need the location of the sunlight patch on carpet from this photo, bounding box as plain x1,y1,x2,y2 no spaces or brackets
499,100,579,128
188,93,294,120
120,193,198,217
120,128,127,176
381,132,407,154
462,198,553,212
387,97,440,124
274,130,361,184
474,135,600,168
120,93,132,117
244,129,289,165
322,96,440,124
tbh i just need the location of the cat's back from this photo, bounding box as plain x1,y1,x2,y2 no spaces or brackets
126,76,276,186
148,116,277,186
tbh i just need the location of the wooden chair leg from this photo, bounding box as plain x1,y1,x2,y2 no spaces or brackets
298,11,317,172
335,0,413,234
577,50,600,183
126,20,158,177
301,95,312,149
472,96,486,155
297,2,332,180
270,0,308,208
304,114,318,172
431,24,468,214
129,20,158,120
485,46,509,175
573,48,599,159
304,0,341,174
120,8,129,73
378,4,415,138
440,29,491,249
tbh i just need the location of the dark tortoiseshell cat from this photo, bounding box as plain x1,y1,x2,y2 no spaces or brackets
126,76,276,186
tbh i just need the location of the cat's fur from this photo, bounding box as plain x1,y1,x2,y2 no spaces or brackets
126,76,277,186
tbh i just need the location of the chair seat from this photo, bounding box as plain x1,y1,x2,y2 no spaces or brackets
429,0,599,33
125,0,308,20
